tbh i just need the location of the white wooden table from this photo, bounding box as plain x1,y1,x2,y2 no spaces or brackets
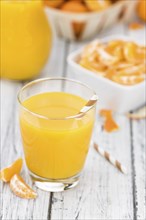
1,24,145,220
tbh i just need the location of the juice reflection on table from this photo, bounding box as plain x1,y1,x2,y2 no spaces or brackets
1,0,52,80
20,92,95,179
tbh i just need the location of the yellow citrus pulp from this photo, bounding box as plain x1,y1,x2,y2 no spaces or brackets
20,92,95,179
0,158,23,182
10,174,37,199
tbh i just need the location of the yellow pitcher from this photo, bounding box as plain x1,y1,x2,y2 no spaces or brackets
1,0,52,80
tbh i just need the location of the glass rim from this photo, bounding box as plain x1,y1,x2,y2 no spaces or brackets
17,77,97,120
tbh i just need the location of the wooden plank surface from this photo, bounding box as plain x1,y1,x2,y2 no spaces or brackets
50,24,134,220
131,119,146,220
0,24,145,220
50,115,134,220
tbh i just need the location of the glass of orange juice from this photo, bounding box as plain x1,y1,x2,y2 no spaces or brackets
18,78,97,192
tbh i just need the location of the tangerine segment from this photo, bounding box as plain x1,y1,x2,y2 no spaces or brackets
123,42,146,63
106,40,124,60
0,158,23,182
79,39,145,86
10,174,37,199
80,58,106,75
100,110,119,132
97,46,119,66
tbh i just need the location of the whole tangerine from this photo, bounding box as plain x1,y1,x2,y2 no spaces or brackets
60,1,89,13
137,0,146,22
44,0,64,8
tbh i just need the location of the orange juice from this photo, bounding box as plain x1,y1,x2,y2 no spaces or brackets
1,0,52,80
20,92,95,179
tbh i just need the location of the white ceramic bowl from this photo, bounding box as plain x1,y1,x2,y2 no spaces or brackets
67,35,145,113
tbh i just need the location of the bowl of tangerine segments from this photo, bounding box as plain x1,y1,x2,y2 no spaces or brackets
44,0,136,40
67,35,146,113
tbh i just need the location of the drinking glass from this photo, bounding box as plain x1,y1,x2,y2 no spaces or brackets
18,78,97,192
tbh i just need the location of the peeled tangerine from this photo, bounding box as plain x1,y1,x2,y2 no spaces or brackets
10,174,37,199
85,0,111,12
100,110,119,132
0,158,23,182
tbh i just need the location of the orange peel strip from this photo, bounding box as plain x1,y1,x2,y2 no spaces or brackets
10,174,37,199
100,110,119,132
0,158,23,182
